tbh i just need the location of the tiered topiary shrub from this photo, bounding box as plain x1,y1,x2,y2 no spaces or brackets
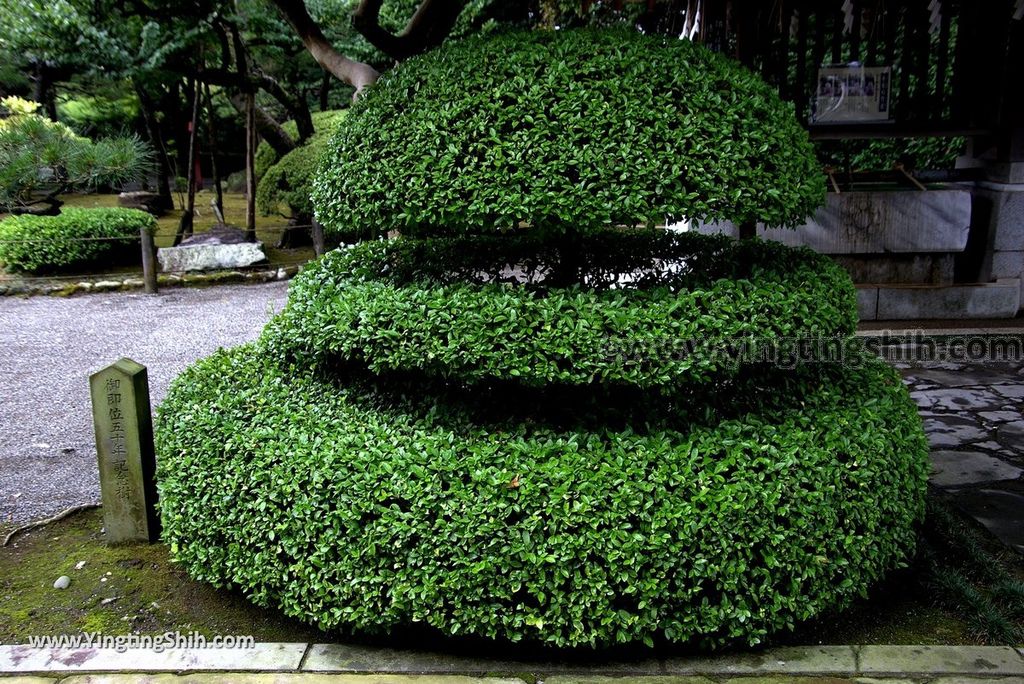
157,28,929,649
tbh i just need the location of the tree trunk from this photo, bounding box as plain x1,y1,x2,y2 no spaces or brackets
318,71,332,111
134,82,175,212
546,227,585,288
257,73,314,142
174,80,202,246
203,82,225,223
228,94,296,157
32,62,58,121
173,80,193,188
244,93,258,243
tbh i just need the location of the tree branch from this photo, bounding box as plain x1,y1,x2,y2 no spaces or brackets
269,0,380,94
352,0,468,61
202,67,312,145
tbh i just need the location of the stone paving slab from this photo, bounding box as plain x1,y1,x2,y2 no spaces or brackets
3,672,1024,683
662,646,857,676
923,416,991,448
929,450,1024,486
858,646,1024,676
3,645,1024,680
301,644,661,675
545,677,715,684
955,488,1024,553
929,678,1024,684
0,643,306,674
899,358,1024,545
58,676,526,684
994,385,1024,400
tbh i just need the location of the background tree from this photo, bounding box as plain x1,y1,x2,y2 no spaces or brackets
0,97,152,214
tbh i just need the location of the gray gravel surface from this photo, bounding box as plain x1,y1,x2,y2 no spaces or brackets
0,282,290,527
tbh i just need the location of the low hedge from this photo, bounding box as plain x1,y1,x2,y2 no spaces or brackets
0,207,153,273
157,344,929,648
313,28,823,240
263,231,858,388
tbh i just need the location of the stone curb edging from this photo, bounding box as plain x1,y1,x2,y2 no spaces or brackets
3,644,1024,678
854,329,1024,338
0,266,301,297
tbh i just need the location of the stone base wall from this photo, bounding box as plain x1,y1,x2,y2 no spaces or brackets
973,181,1024,315
680,186,1023,320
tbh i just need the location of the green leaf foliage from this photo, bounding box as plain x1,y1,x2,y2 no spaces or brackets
313,28,825,240
256,110,348,219
157,343,929,648
262,231,857,389
0,206,153,273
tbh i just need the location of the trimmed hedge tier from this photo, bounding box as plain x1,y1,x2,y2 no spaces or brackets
261,231,858,389
157,345,929,648
313,28,824,240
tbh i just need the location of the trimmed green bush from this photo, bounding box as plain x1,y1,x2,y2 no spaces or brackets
256,111,347,219
158,28,927,650
0,206,153,273
263,231,858,388
254,110,347,183
313,28,824,240
157,344,929,648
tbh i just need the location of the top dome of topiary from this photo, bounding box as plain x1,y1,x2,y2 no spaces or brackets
314,28,824,240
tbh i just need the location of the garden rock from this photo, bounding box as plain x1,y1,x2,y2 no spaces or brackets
157,225,266,273
118,191,167,216
53,575,70,589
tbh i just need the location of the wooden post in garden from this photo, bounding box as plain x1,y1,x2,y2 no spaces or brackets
140,226,158,294
311,218,326,257
89,359,160,543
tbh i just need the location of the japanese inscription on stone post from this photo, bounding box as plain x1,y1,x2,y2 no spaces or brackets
89,358,160,543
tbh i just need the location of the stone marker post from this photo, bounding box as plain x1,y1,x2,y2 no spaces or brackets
89,358,160,543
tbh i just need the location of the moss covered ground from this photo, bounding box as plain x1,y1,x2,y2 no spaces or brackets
2,494,1020,649
0,508,320,643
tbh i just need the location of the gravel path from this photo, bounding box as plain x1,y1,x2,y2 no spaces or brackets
0,282,290,527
